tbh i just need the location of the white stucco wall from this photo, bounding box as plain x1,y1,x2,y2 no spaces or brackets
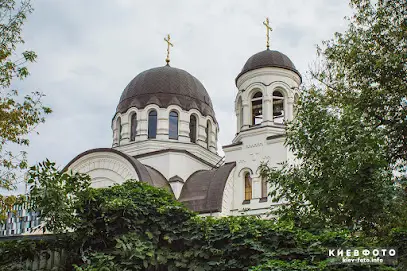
224,131,287,215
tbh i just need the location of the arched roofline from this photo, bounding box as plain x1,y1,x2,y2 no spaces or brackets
63,148,152,185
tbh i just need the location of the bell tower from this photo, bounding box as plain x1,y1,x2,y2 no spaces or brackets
222,20,301,216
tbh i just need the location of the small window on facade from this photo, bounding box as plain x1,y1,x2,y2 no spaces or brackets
244,172,252,201
237,97,243,129
261,177,268,198
189,115,197,143
117,117,122,141
273,91,285,124
251,91,263,126
206,120,212,149
240,107,244,128
148,110,157,139
169,111,179,139
130,113,137,141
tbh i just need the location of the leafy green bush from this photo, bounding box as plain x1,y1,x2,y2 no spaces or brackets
1,181,406,270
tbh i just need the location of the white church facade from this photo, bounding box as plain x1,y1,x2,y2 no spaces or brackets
63,43,302,217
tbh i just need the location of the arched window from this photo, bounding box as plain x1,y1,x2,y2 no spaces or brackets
261,177,268,198
189,115,197,143
240,107,244,128
169,111,179,139
237,97,243,129
273,91,285,124
117,117,122,141
244,172,252,201
130,113,137,141
251,91,263,126
148,110,157,139
206,120,212,149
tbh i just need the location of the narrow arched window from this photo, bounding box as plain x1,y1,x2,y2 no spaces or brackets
169,111,179,139
273,91,285,124
261,177,268,198
244,172,252,201
206,120,212,149
130,113,137,141
189,115,197,143
237,97,243,129
148,110,157,139
251,91,263,126
240,107,244,128
117,117,122,141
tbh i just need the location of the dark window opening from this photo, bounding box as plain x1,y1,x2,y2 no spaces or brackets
189,115,197,143
148,110,157,139
273,91,285,124
251,91,263,126
206,120,212,149
169,111,179,139
130,113,137,141
117,117,122,142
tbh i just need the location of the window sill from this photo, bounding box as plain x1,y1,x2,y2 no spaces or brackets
242,200,251,205
259,197,268,203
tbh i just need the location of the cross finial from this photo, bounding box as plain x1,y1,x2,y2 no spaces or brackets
164,34,174,65
263,17,273,50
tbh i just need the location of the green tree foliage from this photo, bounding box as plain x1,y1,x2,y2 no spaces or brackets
1,167,405,270
27,159,91,233
0,0,52,190
260,0,407,234
316,0,407,165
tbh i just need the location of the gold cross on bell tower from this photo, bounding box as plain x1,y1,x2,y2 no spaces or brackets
164,34,174,65
263,17,273,50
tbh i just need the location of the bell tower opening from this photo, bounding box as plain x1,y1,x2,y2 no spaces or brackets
272,90,284,124
251,91,263,126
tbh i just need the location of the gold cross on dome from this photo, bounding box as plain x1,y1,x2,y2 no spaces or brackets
263,17,273,50
164,34,174,65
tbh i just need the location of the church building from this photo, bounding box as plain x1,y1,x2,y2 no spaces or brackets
63,24,301,217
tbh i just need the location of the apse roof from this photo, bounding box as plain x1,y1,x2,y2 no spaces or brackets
178,162,236,214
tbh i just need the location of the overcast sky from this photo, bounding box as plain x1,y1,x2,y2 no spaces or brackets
10,0,352,190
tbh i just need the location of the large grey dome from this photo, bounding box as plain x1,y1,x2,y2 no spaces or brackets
117,65,216,122
236,50,301,83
